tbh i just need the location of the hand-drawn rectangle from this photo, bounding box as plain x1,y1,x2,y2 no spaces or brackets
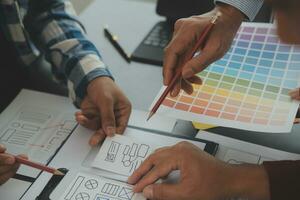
0,129,16,141
64,176,85,200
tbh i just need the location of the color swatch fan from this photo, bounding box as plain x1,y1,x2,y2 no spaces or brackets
152,22,300,133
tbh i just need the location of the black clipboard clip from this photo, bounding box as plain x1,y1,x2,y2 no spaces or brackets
36,168,69,200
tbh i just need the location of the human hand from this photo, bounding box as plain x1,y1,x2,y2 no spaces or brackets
289,88,300,101
128,142,270,200
164,4,245,96
75,77,131,146
0,145,27,185
289,88,300,123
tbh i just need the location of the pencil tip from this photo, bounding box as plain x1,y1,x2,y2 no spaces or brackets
146,112,154,121
54,170,65,176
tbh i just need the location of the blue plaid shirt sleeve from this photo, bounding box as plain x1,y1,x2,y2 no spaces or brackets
215,0,264,21
24,0,113,107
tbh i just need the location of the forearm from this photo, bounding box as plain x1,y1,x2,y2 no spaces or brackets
223,161,300,199
24,0,113,106
222,164,270,200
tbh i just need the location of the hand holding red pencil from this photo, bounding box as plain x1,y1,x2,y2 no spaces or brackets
0,144,63,185
148,11,224,120
0,144,28,185
163,4,245,97
14,156,64,176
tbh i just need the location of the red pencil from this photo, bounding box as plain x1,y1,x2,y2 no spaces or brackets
147,13,221,121
15,156,64,176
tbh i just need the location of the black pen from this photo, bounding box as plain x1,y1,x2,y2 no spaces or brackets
104,26,131,63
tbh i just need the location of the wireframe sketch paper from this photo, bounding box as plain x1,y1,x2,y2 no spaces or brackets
92,135,154,177
151,22,300,133
0,89,77,177
52,171,145,200
92,128,209,177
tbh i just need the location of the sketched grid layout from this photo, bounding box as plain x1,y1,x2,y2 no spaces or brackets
62,174,135,200
105,140,151,174
159,23,300,133
0,106,76,153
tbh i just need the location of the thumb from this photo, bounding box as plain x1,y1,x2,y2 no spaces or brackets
143,183,182,200
182,49,218,79
97,99,116,137
0,144,6,153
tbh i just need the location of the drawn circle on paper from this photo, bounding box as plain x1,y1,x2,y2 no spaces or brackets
84,179,98,190
12,122,21,128
75,192,90,200
123,160,131,167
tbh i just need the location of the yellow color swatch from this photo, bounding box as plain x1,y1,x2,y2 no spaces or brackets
192,122,217,130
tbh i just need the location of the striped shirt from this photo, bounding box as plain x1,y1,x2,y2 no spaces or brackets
215,0,264,21
0,0,113,107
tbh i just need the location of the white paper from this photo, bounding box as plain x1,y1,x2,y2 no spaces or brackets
196,131,300,164
0,178,31,200
128,109,177,133
92,128,207,177
52,171,145,200
0,89,77,177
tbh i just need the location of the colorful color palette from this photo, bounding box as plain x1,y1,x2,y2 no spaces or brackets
152,23,300,133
